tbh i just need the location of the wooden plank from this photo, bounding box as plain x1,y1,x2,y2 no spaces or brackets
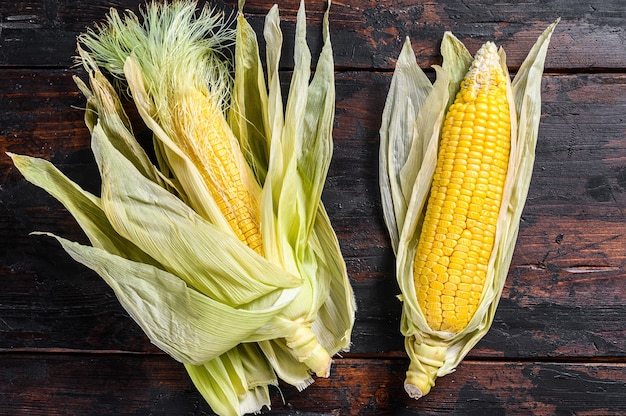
2,69,626,358
1,0,625,70
0,354,624,415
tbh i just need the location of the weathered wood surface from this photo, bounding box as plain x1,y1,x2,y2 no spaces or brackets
1,0,626,414
2,355,626,415
2,0,626,71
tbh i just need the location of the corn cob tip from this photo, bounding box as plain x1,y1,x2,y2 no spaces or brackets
460,41,504,102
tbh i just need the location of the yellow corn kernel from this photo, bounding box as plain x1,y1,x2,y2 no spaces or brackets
174,90,263,254
413,41,510,333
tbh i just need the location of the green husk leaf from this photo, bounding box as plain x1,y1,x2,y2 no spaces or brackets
397,65,450,266
440,31,473,108
74,46,162,186
185,344,276,416
91,120,301,308
7,153,155,265
43,232,297,365
261,0,312,272
258,338,313,389
379,37,433,253
309,203,356,354
229,12,271,184
263,4,284,150
254,0,354,382
298,0,336,248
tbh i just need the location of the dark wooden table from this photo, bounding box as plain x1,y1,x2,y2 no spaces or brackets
2,0,626,414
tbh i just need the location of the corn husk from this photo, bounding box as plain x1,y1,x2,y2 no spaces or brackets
379,20,558,399
9,1,354,415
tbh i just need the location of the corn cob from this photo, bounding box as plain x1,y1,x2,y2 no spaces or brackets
413,42,510,333
380,21,558,401
172,89,263,254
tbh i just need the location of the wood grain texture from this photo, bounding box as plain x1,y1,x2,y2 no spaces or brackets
1,0,625,70
1,0,625,414
1,355,625,415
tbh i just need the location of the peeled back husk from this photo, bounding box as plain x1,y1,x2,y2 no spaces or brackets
379,20,559,399
9,1,355,415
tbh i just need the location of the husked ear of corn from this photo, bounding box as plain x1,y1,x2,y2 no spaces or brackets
380,21,558,399
413,42,510,334
9,1,355,415
173,88,264,253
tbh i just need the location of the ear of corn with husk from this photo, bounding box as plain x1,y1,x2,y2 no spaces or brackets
379,21,558,399
9,1,355,415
